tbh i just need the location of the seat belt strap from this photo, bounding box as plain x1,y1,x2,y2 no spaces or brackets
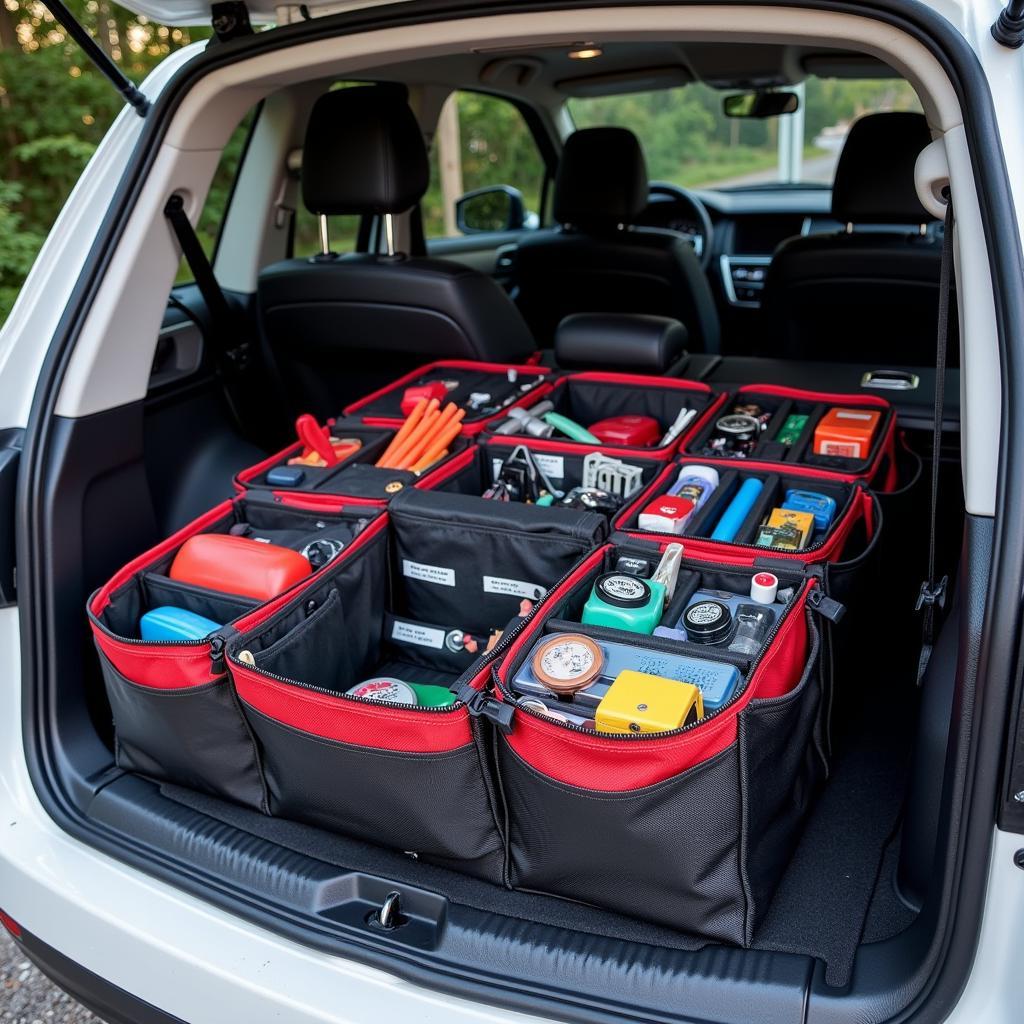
916,188,954,684
163,193,251,428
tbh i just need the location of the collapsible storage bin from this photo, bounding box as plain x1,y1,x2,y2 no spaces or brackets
483,370,722,460
226,490,607,879
683,385,898,488
88,493,383,809
615,458,880,565
489,543,830,943
342,359,552,434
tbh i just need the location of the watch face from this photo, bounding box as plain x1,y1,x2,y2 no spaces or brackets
532,634,604,694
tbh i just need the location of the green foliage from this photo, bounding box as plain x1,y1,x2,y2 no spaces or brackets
0,1,207,322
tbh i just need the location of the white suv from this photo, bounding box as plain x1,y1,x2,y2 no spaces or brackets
1,1,1023,1022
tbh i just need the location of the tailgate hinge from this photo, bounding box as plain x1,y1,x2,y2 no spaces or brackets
212,2,254,42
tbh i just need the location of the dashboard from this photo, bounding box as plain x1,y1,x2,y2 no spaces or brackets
636,186,843,309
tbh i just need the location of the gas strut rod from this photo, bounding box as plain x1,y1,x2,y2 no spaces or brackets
41,1,150,117
992,0,1024,48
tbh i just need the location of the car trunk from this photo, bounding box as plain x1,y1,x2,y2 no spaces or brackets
14,3,999,1022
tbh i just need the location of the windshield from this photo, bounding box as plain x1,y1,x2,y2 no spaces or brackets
567,76,921,190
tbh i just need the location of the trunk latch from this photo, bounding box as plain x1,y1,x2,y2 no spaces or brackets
368,891,407,932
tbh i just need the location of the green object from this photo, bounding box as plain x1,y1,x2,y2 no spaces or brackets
581,572,665,635
542,411,600,443
408,683,458,707
535,492,555,506
776,413,808,447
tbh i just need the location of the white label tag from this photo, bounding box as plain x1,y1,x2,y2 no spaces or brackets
483,575,547,601
835,410,873,421
491,453,565,482
391,620,445,649
402,559,455,587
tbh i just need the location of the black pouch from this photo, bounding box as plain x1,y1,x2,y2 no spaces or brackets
489,543,828,944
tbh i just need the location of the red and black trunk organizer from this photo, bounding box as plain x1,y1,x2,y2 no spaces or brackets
682,384,899,489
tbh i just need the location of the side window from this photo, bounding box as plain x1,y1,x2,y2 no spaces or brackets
424,91,546,240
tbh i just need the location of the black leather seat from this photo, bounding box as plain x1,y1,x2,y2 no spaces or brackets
258,86,536,419
762,112,951,366
513,127,720,353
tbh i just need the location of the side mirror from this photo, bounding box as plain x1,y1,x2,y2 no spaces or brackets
723,91,800,119
455,185,527,234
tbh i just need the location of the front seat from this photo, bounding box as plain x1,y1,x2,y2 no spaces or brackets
761,112,950,366
513,127,720,353
258,86,536,419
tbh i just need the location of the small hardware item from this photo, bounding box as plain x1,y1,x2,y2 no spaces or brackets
493,401,555,437
266,466,306,488
490,444,564,503
638,494,696,535
727,604,774,657
582,452,644,498
542,411,601,443
559,486,619,517
408,682,457,707
347,677,418,705
659,407,698,447
782,489,837,532
731,401,772,428
776,413,809,447
704,413,762,458
299,537,345,570
376,398,465,472
588,415,661,447
400,381,449,416
750,571,779,604
756,508,815,551
286,413,361,468
595,670,704,734
520,698,596,729
170,534,312,600
467,392,492,411
614,555,652,577
139,606,222,642
683,599,734,646
651,542,684,600
582,572,665,635
530,633,605,695
813,407,881,459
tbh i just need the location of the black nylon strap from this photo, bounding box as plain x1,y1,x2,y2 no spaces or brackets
916,189,954,684
163,193,251,430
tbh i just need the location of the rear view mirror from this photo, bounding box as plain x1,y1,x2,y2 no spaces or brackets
455,185,526,234
723,91,800,118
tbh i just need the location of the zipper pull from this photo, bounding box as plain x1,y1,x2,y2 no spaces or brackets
209,634,227,675
458,685,515,735
807,587,846,624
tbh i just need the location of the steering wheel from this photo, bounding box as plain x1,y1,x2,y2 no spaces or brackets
646,181,715,272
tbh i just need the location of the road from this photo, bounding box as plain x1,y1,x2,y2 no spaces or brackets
1,930,102,1024
706,151,840,189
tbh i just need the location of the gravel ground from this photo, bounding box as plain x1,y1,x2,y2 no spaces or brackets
0,930,103,1024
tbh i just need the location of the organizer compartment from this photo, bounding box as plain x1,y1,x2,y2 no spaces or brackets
615,459,878,564
226,493,606,877
88,495,382,807
684,385,897,485
235,422,469,502
483,371,721,458
342,359,551,433
490,544,826,943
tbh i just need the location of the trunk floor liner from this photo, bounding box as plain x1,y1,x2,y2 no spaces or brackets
162,677,915,987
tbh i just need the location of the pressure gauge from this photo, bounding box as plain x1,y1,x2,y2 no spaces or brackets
531,633,604,695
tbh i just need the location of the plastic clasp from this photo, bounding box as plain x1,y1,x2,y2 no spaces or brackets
915,576,948,613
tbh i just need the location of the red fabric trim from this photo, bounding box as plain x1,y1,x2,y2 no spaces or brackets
234,665,473,753
92,628,220,689
272,492,384,511
501,584,813,791
89,499,236,615
559,370,713,395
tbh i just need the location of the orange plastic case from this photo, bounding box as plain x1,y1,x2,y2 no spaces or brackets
812,407,882,459
169,534,312,601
